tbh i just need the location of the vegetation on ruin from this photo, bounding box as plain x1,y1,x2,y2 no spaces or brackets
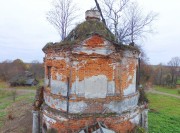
132,126,146,133
138,87,149,104
65,20,115,42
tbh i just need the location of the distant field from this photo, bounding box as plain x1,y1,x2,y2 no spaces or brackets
154,86,180,96
148,93,180,133
0,80,43,90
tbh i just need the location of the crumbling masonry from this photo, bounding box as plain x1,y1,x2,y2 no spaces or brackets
40,10,148,133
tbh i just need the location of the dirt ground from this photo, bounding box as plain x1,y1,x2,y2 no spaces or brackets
146,88,180,99
0,101,32,133
0,88,36,133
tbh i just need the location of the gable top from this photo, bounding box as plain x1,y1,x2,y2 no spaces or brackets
65,20,115,42
66,9,114,42
43,34,139,54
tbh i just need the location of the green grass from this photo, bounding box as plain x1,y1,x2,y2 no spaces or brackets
0,89,35,128
148,93,180,133
154,86,180,96
13,86,38,90
16,93,35,102
0,81,8,89
177,79,180,84
0,89,12,98
0,80,39,127
0,90,13,127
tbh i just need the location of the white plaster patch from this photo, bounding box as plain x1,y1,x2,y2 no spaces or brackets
73,61,79,65
107,81,115,96
123,70,136,96
74,79,85,97
130,114,140,125
84,75,108,98
45,78,48,86
43,114,56,123
71,80,76,95
69,101,87,113
73,47,113,55
124,50,139,58
72,40,114,56
44,93,67,111
51,80,68,96
104,94,139,114
43,114,56,128
56,73,62,81
44,109,68,122
93,128,115,133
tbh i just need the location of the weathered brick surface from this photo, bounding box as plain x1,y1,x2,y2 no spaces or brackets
42,35,140,132
43,115,135,133
85,35,104,48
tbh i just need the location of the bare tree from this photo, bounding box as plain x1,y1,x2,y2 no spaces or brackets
119,2,157,43
0,60,12,81
0,59,26,81
30,60,44,79
98,0,157,43
168,57,180,86
99,0,130,41
47,0,78,40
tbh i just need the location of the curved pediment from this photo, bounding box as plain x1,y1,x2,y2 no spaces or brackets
72,35,115,56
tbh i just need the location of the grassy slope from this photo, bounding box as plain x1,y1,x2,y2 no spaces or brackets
0,89,34,128
0,81,40,128
148,93,180,133
0,90,12,127
154,86,180,96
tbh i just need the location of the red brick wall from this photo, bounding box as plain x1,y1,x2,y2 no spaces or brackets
43,115,135,133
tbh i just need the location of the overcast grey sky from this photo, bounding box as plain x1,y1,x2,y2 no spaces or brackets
0,0,179,65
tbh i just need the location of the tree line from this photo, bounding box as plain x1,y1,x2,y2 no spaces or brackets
0,59,44,82
1,56,179,88
140,57,180,88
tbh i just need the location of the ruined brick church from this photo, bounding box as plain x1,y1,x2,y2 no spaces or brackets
35,10,148,133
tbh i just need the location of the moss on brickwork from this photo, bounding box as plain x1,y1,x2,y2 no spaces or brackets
42,40,78,51
65,20,115,42
133,126,146,133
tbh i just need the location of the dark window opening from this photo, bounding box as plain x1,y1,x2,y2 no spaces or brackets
47,66,51,87
43,123,47,133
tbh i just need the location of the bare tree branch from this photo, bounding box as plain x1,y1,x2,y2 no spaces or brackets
94,0,106,25
100,0,158,44
168,57,180,85
47,0,78,41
